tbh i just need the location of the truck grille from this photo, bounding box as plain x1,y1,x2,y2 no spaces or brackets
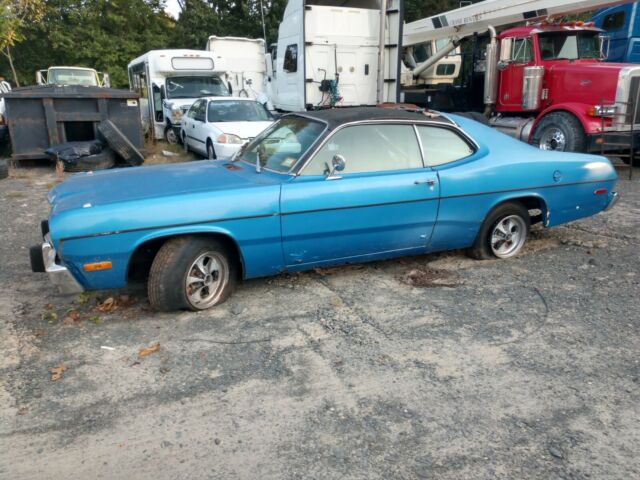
625,76,640,125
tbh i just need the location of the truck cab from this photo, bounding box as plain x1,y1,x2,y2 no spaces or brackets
486,23,640,154
591,2,640,63
36,67,110,88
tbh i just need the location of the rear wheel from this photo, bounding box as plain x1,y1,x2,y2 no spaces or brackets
468,202,530,260
530,111,586,152
148,236,237,311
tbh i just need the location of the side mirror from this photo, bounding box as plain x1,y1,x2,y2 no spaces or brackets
326,154,346,179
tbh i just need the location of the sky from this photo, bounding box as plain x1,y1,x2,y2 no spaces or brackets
165,0,181,19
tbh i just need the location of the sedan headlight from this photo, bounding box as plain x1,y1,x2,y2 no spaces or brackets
587,105,616,117
217,133,243,144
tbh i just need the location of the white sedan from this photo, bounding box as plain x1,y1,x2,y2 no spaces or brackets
181,97,274,160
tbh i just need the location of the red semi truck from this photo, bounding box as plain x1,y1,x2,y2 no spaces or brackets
484,22,640,155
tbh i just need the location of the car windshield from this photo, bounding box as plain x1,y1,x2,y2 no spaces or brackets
165,76,228,99
238,117,325,173
48,68,98,86
538,32,601,60
208,100,272,122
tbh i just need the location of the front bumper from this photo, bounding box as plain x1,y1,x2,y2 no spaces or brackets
213,141,243,160
30,236,84,294
586,131,640,153
605,192,619,211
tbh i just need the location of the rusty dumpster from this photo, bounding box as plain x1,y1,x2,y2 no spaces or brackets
2,85,143,161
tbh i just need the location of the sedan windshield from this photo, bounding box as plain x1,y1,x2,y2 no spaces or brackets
208,100,272,122
238,117,325,173
166,76,228,99
538,32,601,60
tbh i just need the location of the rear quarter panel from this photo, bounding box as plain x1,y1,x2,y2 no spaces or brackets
430,116,617,251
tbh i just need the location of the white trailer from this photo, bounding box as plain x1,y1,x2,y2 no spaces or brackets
266,0,402,112
206,36,269,104
128,49,229,143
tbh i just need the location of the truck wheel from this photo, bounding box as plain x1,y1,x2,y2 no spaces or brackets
64,149,116,173
530,112,586,152
468,202,530,260
165,126,178,145
148,236,237,311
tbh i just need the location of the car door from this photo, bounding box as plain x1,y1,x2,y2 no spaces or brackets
191,100,209,155
280,123,440,268
183,100,200,150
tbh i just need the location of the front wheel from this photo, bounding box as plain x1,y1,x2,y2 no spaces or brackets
148,236,237,311
206,141,216,160
530,111,586,152
468,202,530,260
165,126,178,145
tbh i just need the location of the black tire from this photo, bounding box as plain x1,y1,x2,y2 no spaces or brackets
468,202,531,260
148,236,237,311
0,158,8,179
182,132,189,153
165,126,178,145
98,120,145,166
452,111,490,126
64,149,116,173
206,140,216,160
530,111,586,152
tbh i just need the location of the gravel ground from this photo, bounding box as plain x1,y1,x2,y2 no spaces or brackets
0,163,638,480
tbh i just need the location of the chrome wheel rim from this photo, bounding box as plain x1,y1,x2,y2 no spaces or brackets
490,215,527,258
539,128,566,151
185,251,228,309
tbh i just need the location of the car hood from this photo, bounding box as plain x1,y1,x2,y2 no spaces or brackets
212,121,273,139
48,160,271,215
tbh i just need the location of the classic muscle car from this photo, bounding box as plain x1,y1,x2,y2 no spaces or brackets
30,107,619,311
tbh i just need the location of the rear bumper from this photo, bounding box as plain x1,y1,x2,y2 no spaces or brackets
30,237,84,294
605,192,619,211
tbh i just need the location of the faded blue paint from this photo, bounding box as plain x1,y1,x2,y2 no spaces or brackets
43,113,618,293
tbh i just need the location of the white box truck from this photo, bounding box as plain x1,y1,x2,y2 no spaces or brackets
206,36,269,105
128,49,229,143
266,0,402,111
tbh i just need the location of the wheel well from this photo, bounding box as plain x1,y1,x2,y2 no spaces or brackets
127,233,244,283
495,196,548,225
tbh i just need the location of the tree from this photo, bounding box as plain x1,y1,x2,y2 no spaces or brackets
0,0,45,86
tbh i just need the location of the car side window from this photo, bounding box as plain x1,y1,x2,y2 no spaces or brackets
194,101,206,122
301,124,422,176
187,100,201,119
283,44,298,73
416,126,474,167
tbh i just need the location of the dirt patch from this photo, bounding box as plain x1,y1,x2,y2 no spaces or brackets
398,267,463,288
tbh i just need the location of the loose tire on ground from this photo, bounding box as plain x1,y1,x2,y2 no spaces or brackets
148,236,237,311
468,201,531,260
63,149,116,173
0,158,8,179
530,111,586,152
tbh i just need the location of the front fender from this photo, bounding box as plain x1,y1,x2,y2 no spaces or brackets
531,103,603,140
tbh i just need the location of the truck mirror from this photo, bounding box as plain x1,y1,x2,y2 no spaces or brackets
102,73,110,88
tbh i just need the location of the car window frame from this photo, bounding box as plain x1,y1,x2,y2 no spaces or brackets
294,119,479,176
414,124,477,168
297,122,426,177
187,99,202,119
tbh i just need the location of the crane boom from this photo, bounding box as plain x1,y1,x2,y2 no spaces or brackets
403,0,633,47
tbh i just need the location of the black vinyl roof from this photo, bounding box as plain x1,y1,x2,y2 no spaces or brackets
291,106,454,130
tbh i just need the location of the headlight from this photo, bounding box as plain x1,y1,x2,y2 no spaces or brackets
587,105,616,117
217,133,243,144
169,103,183,122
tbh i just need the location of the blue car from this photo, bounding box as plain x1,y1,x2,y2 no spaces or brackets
30,108,619,311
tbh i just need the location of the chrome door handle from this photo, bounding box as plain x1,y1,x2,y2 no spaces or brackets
415,179,436,186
